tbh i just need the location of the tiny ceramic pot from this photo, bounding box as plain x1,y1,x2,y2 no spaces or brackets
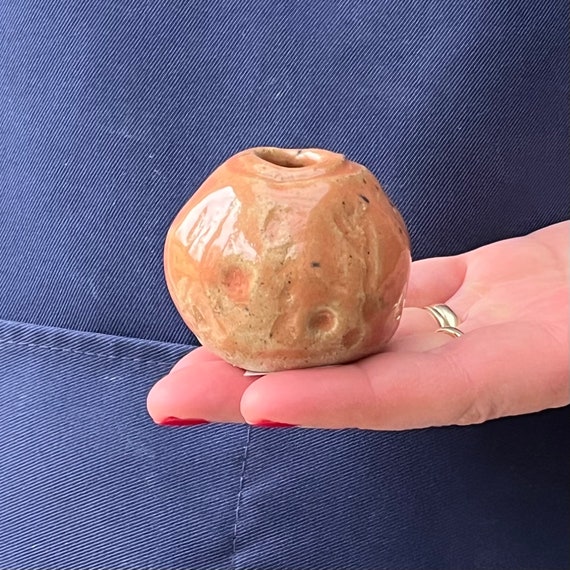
164,147,411,372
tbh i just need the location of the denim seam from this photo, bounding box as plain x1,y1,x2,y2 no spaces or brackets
231,425,252,569
0,338,173,367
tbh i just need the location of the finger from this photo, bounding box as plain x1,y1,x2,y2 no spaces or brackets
147,360,252,425
391,307,448,340
405,255,467,308
392,255,469,341
240,323,567,430
170,346,221,373
387,328,457,353
240,350,470,430
391,300,474,342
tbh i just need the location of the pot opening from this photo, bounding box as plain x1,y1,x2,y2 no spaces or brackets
254,148,317,168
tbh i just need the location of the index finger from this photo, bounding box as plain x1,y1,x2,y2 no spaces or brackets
405,255,466,308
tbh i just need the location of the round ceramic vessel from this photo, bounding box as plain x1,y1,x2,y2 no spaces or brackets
164,147,411,372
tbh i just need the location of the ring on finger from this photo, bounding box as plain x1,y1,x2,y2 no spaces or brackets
436,326,464,338
423,304,461,328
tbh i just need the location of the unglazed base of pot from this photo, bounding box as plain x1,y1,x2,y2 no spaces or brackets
164,147,411,372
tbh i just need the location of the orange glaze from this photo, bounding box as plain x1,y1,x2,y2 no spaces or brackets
164,147,411,372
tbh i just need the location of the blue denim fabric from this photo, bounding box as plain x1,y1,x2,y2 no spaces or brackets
1,0,569,568
1,319,569,569
1,0,568,345
0,321,570,570
0,320,240,568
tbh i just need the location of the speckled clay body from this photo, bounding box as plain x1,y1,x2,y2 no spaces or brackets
164,147,411,372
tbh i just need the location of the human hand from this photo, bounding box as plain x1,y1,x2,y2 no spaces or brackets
147,221,569,430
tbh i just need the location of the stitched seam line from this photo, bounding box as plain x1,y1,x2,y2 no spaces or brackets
0,338,174,367
231,425,252,569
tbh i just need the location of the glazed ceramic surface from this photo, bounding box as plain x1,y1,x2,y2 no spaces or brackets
164,147,411,371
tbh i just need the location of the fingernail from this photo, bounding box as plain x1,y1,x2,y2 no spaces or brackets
159,416,209,427
252,420,297,428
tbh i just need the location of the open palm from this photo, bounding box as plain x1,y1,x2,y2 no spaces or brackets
147,221,569,430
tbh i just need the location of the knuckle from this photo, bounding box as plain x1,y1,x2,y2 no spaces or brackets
455,399,496,426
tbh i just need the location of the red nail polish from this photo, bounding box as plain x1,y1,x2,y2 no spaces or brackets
159,416,209,426
253,420,296,428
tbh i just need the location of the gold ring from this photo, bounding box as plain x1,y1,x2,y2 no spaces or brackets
424,304,460,328
436,326,464,338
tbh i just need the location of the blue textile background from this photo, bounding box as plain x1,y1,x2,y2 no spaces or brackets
1,1,568,568
1,0,568,345
1,319,569,569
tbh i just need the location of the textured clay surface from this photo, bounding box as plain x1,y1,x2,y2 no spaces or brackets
164,147,411,372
